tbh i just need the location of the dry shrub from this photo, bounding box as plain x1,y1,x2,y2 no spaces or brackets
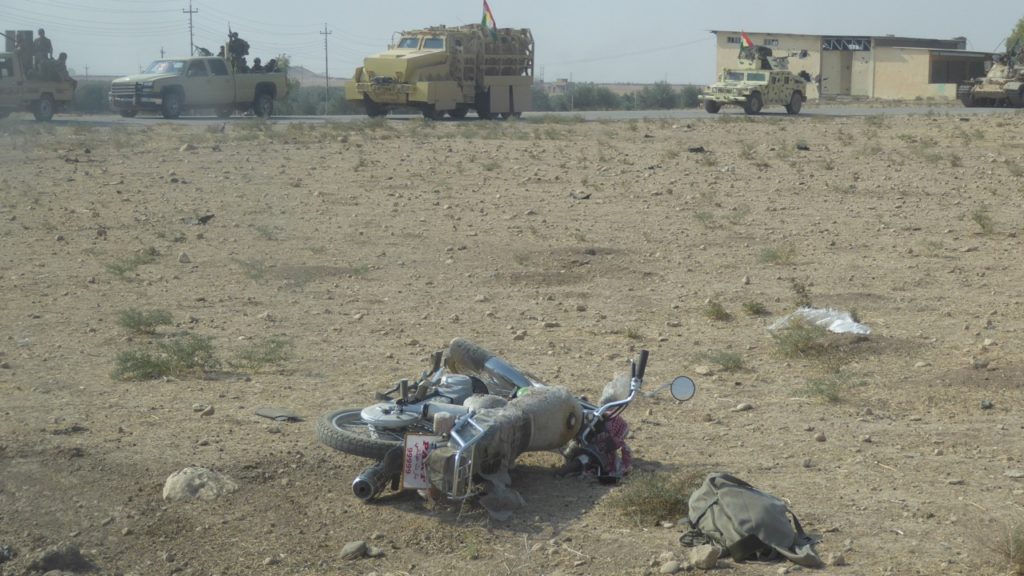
605,468,707,525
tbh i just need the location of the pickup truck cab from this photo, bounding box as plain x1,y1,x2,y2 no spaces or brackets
108,56,287,119
0,51,75,121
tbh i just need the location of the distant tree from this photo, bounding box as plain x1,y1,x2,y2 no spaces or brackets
680,85,701,108
1009,15,1024,53
531,85,552,111
636,81,678,109
560,82,623,110
71,80,111,114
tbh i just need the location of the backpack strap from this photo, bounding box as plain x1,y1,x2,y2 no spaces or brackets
788,509,820,546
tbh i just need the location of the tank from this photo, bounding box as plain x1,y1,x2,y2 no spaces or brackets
958,49,1024,107
344,24,534,119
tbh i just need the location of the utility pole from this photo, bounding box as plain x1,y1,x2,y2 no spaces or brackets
183,1,198,55
320,23,332,115
84,65,89,81
160,46,165,59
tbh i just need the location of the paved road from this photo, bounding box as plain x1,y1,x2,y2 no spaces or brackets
10,104,1020,128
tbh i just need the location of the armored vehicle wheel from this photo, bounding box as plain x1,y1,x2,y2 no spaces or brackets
215,106,233,119
161,91,183,119
119,109,138,118
421,105,441,120
33,94,55,121
743,92,763,115
1010,87,1024,108
364,99,386,118
448,105,469,119
0,111,9,119
704,100,721,114
476,90,496,119
785,92,802,115
500,112,512,120
253,93,274,118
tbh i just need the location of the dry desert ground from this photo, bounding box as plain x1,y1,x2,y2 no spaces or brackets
1,109,1024,575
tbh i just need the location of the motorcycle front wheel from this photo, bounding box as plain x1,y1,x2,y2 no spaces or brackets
316,408,429,460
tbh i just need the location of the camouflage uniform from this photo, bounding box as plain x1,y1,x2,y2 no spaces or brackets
227,33,250,72
33,29,52,71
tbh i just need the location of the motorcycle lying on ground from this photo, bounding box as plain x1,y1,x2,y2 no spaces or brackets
316,338,696,518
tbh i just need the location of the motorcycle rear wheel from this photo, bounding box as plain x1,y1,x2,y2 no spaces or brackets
317,408,429,460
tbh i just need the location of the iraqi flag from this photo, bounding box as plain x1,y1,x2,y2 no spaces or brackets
482,0,498,38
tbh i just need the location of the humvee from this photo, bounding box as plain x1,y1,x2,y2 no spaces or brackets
700,45,807,115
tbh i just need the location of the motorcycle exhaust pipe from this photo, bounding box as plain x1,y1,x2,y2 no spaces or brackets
352,464,390,501
351,447,403,501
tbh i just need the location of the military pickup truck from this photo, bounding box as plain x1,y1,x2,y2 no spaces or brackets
0,51,75,121
108,56,287,119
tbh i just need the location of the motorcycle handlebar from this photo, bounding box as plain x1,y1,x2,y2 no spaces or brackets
446,337,534,391
445,338,495,374
635,350,649,381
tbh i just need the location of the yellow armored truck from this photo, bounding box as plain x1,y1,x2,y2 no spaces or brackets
345,24,534,119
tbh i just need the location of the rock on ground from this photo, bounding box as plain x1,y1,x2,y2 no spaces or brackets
688,544,720,570
162,467,238,501
27,543,92,573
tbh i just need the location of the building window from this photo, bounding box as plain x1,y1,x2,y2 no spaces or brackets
764,39,779,47
929,57,986,84
726,36,741,44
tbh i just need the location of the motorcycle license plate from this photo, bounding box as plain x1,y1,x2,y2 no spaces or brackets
401,434,442,490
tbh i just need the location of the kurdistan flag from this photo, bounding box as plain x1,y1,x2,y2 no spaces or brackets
482,0,497,37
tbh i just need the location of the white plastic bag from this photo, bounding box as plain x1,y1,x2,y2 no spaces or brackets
768,307,870,336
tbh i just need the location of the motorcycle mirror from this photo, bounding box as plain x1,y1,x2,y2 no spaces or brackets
669,376,696,401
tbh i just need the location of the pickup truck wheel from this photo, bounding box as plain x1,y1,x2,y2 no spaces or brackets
785,92,802,115
161,91,183,119
215,106,233,119
119,109,138,118
33,94,55,121
704,100,721,114
253,94,273,118
743,92,763,115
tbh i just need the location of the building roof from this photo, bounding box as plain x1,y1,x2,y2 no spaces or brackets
710,30,967,50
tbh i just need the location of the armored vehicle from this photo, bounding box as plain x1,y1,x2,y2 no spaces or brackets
700,45,807,115
345,24,534,119
957,50,1023,108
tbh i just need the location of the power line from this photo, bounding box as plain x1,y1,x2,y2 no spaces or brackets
320,23,332,114
182,0,197,55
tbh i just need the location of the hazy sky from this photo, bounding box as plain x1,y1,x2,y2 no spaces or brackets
2,0,1018,82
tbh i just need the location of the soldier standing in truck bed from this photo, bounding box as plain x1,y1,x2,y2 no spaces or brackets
33,28,53,71
227,32,249,72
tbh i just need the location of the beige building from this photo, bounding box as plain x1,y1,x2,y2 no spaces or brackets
712,30,990,100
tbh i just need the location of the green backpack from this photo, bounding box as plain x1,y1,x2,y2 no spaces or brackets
681,473,824,568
